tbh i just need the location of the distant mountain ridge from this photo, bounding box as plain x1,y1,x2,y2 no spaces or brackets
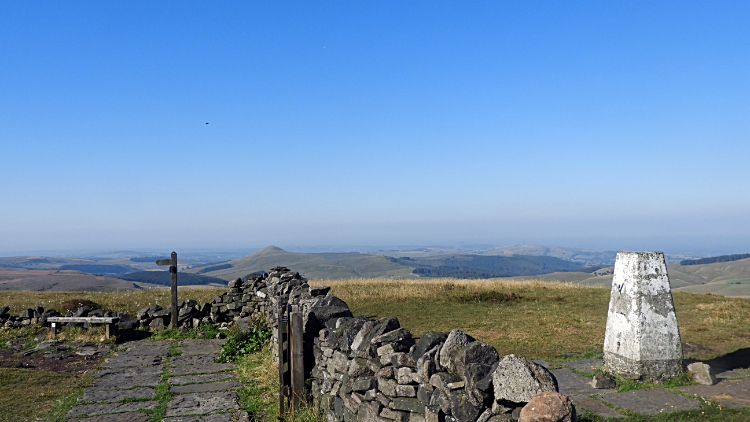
186,245,597,280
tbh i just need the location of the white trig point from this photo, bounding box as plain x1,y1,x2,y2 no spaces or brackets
603,251,683,381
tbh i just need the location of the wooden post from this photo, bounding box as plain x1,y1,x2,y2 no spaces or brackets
170,252,178,329
290,311,304,410
278,306,288,415
49,322,56,339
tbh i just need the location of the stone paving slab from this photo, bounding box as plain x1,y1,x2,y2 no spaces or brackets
93,374,162,388
103,355,163,368
67,401,157,417
551,368,613,396
165,391,239,416
69,412,150,422
94,366,162,378
177,339,226,347
677,377,750,408
177,345,222,355
599,388,701,415
171,355,218,366
169,381,244,394
82,387,156,403
170,363,234,375
715,369,750,379
162,413,233,422
561,358,602,374
121,343,171,356
569,395,624,419
169,372,236,385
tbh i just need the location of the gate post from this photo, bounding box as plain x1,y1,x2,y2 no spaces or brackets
290,311,304,410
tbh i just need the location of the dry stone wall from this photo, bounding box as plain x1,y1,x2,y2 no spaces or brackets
237,267,571,422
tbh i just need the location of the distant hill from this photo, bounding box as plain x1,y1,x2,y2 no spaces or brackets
507,257,750,298
0,255,199,273
117,271,228,286
185,245,595,281
58,264,140,276
372,245,698,266
0,268,140,291
402,254,593,278
185,246,416,280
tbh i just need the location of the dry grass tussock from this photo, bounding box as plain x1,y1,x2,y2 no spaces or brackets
1,286,227,316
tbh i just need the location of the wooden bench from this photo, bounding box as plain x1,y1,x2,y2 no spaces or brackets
47,317,120,339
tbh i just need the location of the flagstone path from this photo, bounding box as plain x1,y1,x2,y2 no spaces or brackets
67,339,248,422
543,358,750,419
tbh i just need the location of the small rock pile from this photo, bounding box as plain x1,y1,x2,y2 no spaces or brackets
2,305,62,327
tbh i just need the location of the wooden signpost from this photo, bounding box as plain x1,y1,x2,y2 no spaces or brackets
156,252,178,329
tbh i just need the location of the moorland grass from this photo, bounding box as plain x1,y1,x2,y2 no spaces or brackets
313,278,750,362
0,286,227,316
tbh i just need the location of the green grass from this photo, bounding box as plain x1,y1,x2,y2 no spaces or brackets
143,342,177,422
216,318,271,363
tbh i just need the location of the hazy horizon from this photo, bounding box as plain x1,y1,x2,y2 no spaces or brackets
2,2,748,257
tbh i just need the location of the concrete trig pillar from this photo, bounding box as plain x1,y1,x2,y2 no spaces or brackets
603,251,683,381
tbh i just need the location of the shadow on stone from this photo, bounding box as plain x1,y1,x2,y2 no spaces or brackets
116,329,153,344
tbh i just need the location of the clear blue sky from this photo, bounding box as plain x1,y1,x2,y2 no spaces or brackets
1,1,749,255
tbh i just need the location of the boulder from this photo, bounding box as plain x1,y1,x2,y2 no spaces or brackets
453,341,499,384
372,328,415,353
304,294,354,334
147,305,163,318
310,286,332,296
351,317,400,357
439,330,475,372
416,346,440,384
590,373,615,389
687,362,716,385
228,278,244,288
518,392,575,422
446,389,482,422
149,318,166,331
412,332,449,361
492,355,558,404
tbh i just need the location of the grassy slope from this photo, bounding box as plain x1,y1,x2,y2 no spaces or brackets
0,286,227,316
313,278,750,362
186,246,416,281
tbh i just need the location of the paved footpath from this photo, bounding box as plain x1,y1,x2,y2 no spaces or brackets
67,339,247,422
543,358,750,419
